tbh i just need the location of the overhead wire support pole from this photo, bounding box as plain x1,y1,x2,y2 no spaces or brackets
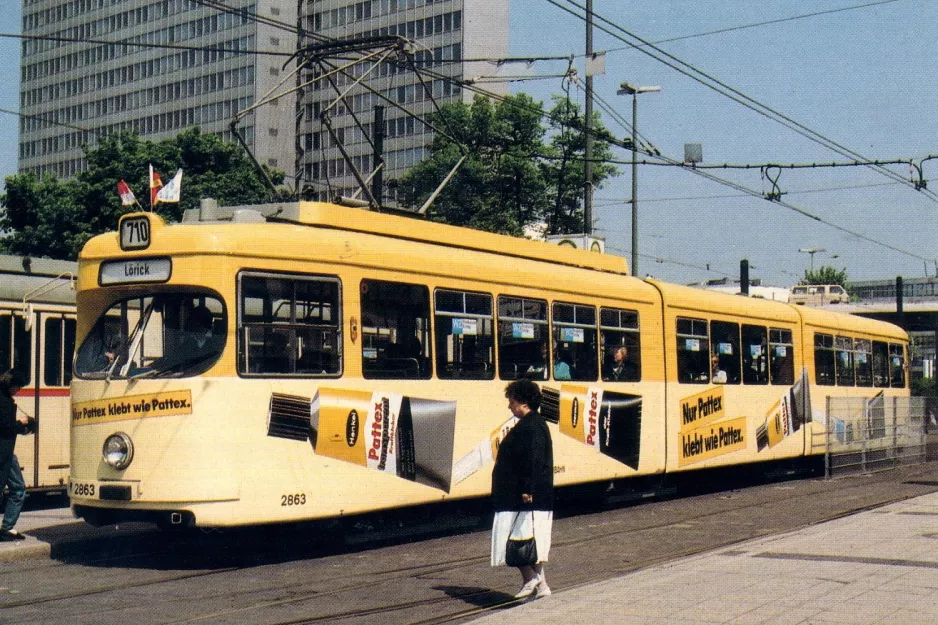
631,91,637,275
583,0,593,235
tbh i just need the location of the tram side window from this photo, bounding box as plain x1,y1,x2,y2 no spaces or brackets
361,280,431,379
600,307,641,382
814,333,835,386
835,336,855,386
44,317,76,386
711,321,741,384
0,314,31,385
677,317,709,384
890,343,906,388
552,302,597,381
855,339,873,387
769,328,794,385
497,296,548,380
872,341,890,387
240,274,341,377
742,325,768,385
434,289,494,380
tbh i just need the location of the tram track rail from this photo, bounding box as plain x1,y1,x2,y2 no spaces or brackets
3,461,938,624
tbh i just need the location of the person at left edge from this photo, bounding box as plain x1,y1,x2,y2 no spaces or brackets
0,370,28,541
490,379,554,599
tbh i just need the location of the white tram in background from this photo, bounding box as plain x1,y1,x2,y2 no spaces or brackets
0,254,76,494
67,202,909,529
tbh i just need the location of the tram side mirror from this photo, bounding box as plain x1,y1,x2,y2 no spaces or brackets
24,304,33,332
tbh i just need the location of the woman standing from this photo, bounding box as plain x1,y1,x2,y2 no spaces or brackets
0,370,28,541
491,379,554,599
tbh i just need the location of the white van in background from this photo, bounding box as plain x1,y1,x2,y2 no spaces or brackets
790,284,850,305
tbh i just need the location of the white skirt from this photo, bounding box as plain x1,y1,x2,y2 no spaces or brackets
490,510,553,566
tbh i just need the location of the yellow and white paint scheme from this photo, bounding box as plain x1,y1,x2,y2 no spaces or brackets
68,202,909,528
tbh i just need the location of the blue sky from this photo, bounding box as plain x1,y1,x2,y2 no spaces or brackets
2,1,936,287
505,0,938,286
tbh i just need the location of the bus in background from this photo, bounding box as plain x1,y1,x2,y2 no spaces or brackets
0,255,76,494
790,284,849,306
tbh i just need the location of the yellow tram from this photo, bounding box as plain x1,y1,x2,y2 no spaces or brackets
67,202,909,527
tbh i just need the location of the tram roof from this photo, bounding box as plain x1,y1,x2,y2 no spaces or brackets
650,280,906,341
0,255,76,305
170,201,631,275
793,304,908,341
651,279,801,322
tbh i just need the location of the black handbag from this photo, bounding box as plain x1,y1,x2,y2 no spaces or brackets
505,511,538,567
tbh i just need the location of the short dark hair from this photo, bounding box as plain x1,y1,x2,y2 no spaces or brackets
0,369,25,393
505,378,541,411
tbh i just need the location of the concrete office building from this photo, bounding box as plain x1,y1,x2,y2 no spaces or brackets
19,0,297,180
298,0,509,201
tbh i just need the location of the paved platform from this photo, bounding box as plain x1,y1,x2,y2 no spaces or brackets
469,491,938,624
6,488,938,624
0,505,80,562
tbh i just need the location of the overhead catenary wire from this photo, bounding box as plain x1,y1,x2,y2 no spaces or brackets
547,0,938,205
408,62,937,266
600,243,738,279
604,0,901,53
11,14,931,269
593,180,905,204
10,2,935,272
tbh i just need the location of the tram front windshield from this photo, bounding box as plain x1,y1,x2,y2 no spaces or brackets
75,293,225,380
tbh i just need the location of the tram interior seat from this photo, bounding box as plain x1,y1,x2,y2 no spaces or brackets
445,360,490,379
297,350,337,374
364,357,420,378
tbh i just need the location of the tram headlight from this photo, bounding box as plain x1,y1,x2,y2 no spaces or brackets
102,432,134,470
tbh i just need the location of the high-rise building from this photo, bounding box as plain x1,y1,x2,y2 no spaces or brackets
18,0,509,201
19,0,297,180
297,0,508,202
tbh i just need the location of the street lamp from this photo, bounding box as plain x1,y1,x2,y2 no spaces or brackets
618,82,661,277
798,247,826,272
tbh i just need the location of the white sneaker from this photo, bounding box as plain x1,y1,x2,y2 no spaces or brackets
535,581,552,598
514,576,541,599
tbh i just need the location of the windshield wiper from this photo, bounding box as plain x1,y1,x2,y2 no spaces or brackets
109,302,154,381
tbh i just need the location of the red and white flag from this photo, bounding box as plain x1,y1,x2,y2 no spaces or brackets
116,180,137,207
149,164,163,207
155,169,183,204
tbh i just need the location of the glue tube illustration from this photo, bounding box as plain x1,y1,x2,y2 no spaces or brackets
757,368,813,451
548,384,642,470
267,388,457,492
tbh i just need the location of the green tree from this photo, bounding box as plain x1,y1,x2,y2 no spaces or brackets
0,128,287,260
399,93,617,236
399,94,549,235
541,96,618,235
801,266,849,287
0,173,85,260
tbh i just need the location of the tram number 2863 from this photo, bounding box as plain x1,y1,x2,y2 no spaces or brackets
70,482,96,497
281,493,307,506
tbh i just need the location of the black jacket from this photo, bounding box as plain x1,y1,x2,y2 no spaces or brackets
491,410,554,511
0,390,18,442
